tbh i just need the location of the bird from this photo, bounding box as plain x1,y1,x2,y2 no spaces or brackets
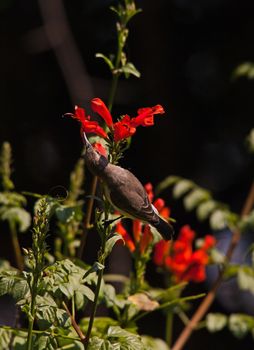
82,132,174,240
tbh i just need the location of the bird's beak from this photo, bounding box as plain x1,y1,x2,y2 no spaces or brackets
82,131,89,145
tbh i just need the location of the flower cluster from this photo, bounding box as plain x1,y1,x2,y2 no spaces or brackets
153,225,215,283
115,183,171,254
68,98,165,143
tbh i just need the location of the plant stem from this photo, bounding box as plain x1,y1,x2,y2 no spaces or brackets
107,30,123,112
84,207,109,349
9,221,24,271
77,176,98,259
26,275,38,350
62,301,85,342
171,180,254,350
77,22,124,260
165,311,173,347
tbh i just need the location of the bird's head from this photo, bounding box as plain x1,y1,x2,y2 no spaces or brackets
82,131,108,176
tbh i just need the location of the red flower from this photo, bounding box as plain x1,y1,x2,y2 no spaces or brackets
144,183,154,202
131,105,165,127
67,99,165,144
139,225,153,254
154,225,216,283
69,106,107,139
116,221,135,252
91,98,113,128
153,240,171,266
113,115,136,142
92,142,107,157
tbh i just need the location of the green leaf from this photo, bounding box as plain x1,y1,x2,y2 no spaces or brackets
233,62,254,79
237,266,254,294
155,176,180,195
210,248,226,265
206,313,227,332
183,188,210,211
107,326,145,350
55,205,78,223
0,271,29,301
0,328,12,350
104,234,124,259
196,200,217,221
239,209,254,233
209,209,228,230
96,53,114,71
0,192,26,207
229,314,254,338
120,62,141,78
141,336,170,350
172,180,194,199
0,207,31,232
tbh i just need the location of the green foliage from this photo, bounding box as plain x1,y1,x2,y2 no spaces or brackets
233,62,254,80
156,176,240,230
0,141,14,191
141,336,170,350
246,128,254,154
88,326,145,350
206,313,254,340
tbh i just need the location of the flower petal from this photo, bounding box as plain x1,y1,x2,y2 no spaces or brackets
91,98,113,127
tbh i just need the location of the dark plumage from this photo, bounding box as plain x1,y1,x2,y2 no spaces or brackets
82,132,173,240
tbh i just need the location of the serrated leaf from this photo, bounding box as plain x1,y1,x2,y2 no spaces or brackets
183,188,209,211
172,180,194,199
206,313,227,332
196,200,217,221
104,234,124,259
96,53,114,71
107,326,144,350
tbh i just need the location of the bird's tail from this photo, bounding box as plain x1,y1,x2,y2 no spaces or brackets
152,216,174,241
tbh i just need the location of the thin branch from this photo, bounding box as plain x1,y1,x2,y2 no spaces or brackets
77,176,98,259
171,180,254,350
62,302,86,343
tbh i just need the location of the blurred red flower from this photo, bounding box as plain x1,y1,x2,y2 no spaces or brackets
153,225,216,283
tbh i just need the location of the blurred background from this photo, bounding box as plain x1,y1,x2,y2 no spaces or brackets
0,0,254,348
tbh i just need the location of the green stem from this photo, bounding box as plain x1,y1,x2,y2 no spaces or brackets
84,209,109,349
107,35,123,112
26,276,38,350
9,221,24,270
165,311,173,347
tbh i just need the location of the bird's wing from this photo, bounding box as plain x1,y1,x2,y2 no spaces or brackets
106,169,157,223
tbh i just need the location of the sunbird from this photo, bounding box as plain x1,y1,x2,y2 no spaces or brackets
82,132,173,240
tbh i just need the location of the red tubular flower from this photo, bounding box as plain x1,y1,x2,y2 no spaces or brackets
154,225,216,283
133,220,142,243
70,106,107,139
116,222,135,252
139,225,153,254
144,183,154,202
92,142,107,157
178,225,195,243
202,235,216,250
91,98,113,128
113,115,136,142
153,240,171,266
131,105,165,127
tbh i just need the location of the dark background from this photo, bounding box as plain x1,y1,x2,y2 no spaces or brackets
1,0,254,348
